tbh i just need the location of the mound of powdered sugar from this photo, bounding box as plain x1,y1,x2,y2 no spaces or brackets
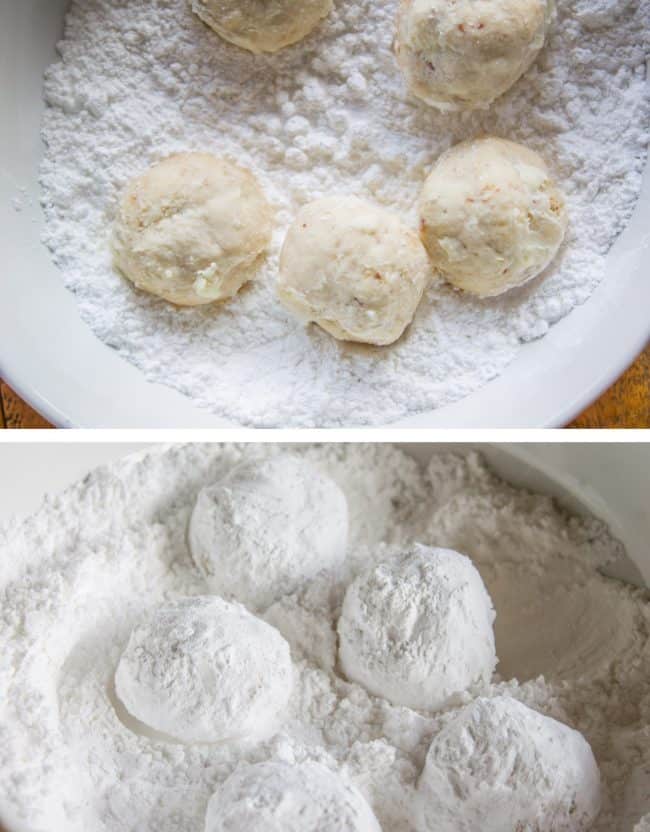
39,0,649,426
0,445,649,832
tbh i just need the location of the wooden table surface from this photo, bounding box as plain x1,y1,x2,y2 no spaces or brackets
1,345,648,429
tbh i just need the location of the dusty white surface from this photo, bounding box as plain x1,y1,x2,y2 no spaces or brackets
0,446,648,832
205,760,381,831
39,0,649,426
338,544,497,709
115,596,293,743
416,695,601,832
188,455,348,610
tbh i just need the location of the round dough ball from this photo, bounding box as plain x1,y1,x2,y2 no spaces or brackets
415,696,601,832
419,137,568,297
111,152,273,306
114,597,292,743
191,0,333,54
278,196,431,346
205,761,382,832
337,545,496,710
395,0,553,111
189,455,349,611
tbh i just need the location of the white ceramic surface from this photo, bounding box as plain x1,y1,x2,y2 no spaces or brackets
0,1,648,427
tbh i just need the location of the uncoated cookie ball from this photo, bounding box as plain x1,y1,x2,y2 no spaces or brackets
191,0,334,54
419,137,568,297
111,152,273,306
278,196,431,346
395,0,554,111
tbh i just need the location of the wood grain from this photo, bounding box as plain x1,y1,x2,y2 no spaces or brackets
569,345,650,428
0,346,648,428
0,381,53,429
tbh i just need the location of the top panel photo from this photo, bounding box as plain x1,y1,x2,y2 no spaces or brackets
0,0,648,429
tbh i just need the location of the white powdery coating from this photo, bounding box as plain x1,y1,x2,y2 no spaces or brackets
188,455,348,610
415,696,602,832
39,0,649,426
205,761,381,831
0,446,648,832
115,596,293,743
337,545,497,710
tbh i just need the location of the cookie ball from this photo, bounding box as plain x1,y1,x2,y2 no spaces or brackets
189,455,348,611
111,152,273,306
416,696,601,832
419,137,568,297
337,545,496,710
278,196,431,346
395,0,553,111
191,0,333,54
115,597,292,743
205,761,381,832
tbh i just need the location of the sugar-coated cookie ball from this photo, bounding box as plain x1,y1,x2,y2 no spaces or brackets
419,137,568,297
111,152,272,306
337,545,496,710
205,761,382,832
278,196,431,346
115,597,292,743
189,455,348,611
415,696,601,832
395,0,553,111
191,0,333,54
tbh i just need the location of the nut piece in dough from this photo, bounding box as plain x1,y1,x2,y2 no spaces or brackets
114,596,292,743
395,0,554,111
419,137,568,297
189,455,349,611
205,761,382,832
278,196,431,346
416,696,601,832
111,152,273,306
191,0,334,54
337,544,496,710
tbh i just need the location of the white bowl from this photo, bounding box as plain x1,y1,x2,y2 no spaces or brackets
0,2,648,428
0,441,648,832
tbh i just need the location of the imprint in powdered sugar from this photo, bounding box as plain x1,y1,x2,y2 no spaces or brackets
0,446,649,831
39,0,649,426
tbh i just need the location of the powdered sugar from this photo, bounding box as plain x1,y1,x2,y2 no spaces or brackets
188,455,348,610
114,596,294,744
0,445,648,832
39,0,649,426
337,545,497,710
415,695,602,832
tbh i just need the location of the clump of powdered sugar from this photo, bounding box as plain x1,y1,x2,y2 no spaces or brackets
39,0,649,426
0,445,649,832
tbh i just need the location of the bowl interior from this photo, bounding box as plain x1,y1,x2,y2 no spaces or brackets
0,1,648,427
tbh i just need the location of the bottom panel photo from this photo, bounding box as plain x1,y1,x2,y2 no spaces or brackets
0,443,648,832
